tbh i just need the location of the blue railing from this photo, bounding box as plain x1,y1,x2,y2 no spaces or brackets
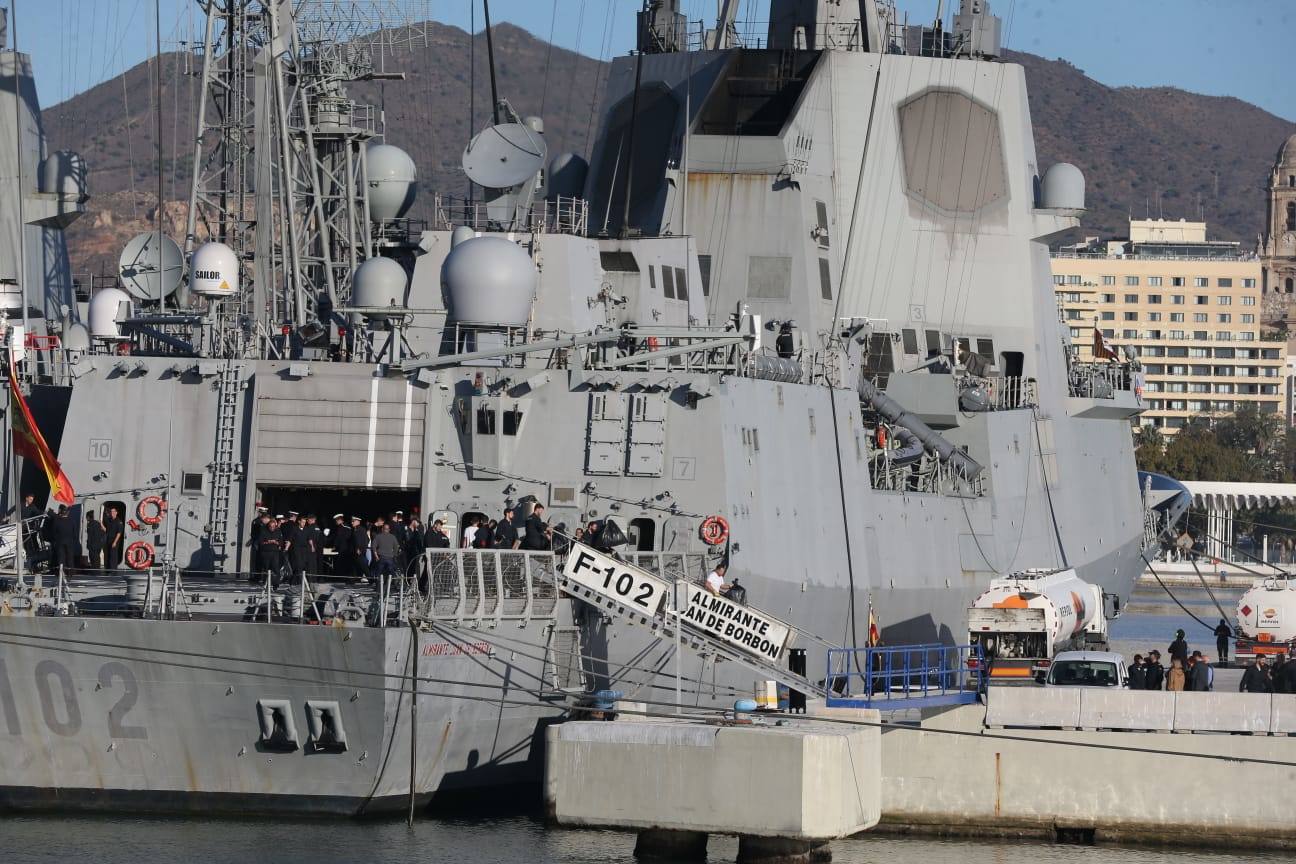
825,644,983,710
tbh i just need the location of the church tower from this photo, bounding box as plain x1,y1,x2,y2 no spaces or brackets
1261,134,1296,299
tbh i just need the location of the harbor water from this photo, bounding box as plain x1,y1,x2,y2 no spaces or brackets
2,814,1289,864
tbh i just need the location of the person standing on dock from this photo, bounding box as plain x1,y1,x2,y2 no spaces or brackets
1166,658,1186,691
1128,655,1147,690
1145,651,1165,690
1214,619,1232,665
1240,656,1272,694
1189,652,1213,691
1168,629,1189,667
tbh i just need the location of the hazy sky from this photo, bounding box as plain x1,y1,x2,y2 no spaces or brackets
10,1,1295,121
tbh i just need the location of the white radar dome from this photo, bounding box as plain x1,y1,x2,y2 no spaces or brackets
443,236,537,327
351,256,408,317
366,143,417,221
1040,162,1085,212
62,322,91,352
88,288,133,341
190,242,240,298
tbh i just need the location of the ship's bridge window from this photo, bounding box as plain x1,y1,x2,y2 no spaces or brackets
600,251,640,272
476,405,496,436
502,407,523,436
697,256,712,297
662,266,675,299
901,329,919,355
674,268,689,301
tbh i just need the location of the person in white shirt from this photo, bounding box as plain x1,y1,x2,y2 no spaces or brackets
705,563,729,596
462,516,479,549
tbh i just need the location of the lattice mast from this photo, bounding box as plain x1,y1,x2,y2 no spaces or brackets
184,1,430,357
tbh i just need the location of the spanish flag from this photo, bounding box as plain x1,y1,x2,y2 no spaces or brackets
7,365,74,504
867,602,881,647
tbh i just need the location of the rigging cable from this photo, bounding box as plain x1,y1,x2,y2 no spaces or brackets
1141,553,1217,634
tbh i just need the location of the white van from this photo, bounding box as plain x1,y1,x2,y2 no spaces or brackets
1043,650,1129,688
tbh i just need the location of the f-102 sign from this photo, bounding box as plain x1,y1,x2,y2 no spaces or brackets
681,585,793,662
563,542,670,616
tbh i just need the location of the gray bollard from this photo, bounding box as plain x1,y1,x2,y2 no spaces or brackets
737,836,831,864
634,828,708,860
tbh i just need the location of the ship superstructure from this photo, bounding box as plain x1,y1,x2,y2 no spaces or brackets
0,0,1154,813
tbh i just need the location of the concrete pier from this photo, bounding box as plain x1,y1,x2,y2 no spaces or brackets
544,717,881,862
879,702,1296,849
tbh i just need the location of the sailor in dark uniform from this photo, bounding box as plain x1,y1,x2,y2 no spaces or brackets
521,504,552,551
281,512,304,578
351,517,371,580
425,519,451,549
255,518,285,583
493,507,519,550
329,514,351,577
304,514,323,576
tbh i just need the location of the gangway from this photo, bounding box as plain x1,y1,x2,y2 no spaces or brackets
824,644,983,710
418,545,836,698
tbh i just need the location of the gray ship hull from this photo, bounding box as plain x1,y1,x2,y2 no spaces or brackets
0,616,562,815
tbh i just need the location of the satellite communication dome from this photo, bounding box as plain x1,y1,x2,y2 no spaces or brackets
190,242,240,298
40,150,88,200
462,123,547,190
366,143,417,221
546,152,588,200
351,256,408,317
118,232,184,301
62,322,91,352
450,225,476,248
88,288,133,341
1040,163,1085,212
443,236,536,326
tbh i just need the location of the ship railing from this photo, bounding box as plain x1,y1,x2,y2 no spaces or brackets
1068,360,1135,398
960,375,1039,410
431,194,589,236
869,452,985,498
621,552,711,583
420,550,559,624
593,333,748,375
825,644,983,710
681,19,864,51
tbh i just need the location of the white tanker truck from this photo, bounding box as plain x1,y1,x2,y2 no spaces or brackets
968,568,1109,683
1234,578,1296,663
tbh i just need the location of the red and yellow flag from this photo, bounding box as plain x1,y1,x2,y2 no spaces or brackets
7,365,74,504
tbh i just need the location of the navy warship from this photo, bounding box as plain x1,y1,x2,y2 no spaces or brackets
0,0,1154,814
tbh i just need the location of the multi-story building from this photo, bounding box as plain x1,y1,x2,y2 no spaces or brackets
1053,219,1285,433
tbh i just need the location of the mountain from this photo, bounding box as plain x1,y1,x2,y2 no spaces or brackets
41,23,1296,278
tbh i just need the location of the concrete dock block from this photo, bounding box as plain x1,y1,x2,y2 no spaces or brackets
985,686,1079,728
1270,694,1296,735
1172,692,1271,734
1079,689,1174,731
545,718,880,841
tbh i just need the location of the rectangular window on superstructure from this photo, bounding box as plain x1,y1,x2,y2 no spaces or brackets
901,329,919,355
661,265,676,299
1102,276,1116,285
648,265,657,295
925,330,942,356
675,267,689,301
814,200,830,248
818,258,832,301
697,255,712,297
1149,276,1163,286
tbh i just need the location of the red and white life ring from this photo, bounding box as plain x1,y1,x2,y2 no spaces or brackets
700,515,729,546
137,496,168,526
125,541,154,571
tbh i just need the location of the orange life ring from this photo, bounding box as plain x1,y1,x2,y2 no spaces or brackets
137,496,167,526
125,541,154,571
700,515,729,546
646,336,661,351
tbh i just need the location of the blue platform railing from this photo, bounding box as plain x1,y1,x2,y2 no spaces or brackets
824,644,984,710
